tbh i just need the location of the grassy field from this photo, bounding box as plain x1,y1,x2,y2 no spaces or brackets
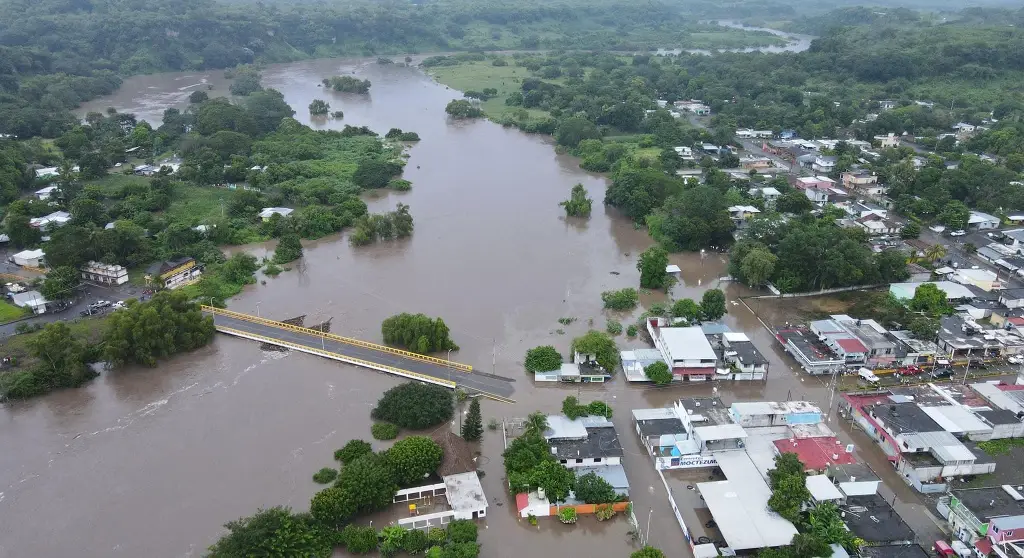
83,173,152,197
165,183,229,226
0,300,27,323
426,61,552,121
0,315,108,369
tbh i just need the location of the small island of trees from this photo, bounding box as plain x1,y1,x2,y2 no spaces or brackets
308,98,330,115
380,312,458,354
560,183,593,217
323,75,371,93
384,127,421,142
445,99,483,119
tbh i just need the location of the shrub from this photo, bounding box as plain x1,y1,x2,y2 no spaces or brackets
488,418,500,431
601,288,639,310
381,313,458,353
371,382,455,429
427,527,448,546
575,472,617,504
571,330,619,373
562,396,612,419
371,422,399,440
606,320,623,335
388,178,412,191
524,345,562,373
558,507,578,524
403,528,429,553
334,439,373,465
596,504,617,521
386,436,443,485
587,401,612,418
447,519,478,543
644,361,673,385
312,467,338,484
342,524,379,554
379,525,406,557
263,262,282,276
626,324,638,337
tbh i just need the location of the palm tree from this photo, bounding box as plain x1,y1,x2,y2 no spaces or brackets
925,243,947,263
524,412,548,435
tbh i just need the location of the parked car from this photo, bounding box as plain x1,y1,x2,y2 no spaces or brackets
858,368,881,384
969,359,988,369
930,367,954,379
898,365,923,375
1009,355,1023,365
950,230,966,237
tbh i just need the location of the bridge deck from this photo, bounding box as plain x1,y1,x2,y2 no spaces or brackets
204,307,515,401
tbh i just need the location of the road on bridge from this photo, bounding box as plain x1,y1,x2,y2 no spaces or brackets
205,308,516,400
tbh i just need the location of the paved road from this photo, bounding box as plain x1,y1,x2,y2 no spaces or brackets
208,311,516,399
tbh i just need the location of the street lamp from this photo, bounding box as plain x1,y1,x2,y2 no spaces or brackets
447,348,453,384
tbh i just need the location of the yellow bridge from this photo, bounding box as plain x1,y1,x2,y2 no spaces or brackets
201,306,515,403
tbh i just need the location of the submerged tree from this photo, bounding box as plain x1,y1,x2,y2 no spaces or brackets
308,99,330,115
560,184,593,217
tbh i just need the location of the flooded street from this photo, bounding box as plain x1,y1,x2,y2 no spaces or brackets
3,60,936,557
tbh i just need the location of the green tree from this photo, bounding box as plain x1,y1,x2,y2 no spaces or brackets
909,283,952,317
560,184,593,217
403,529,429,554
671,298,703,322
341,524,379,554
445,100,483,119
447,520,479,543
924,243,947,262
555,117,601,148
632,547,667,558
334,452,399,516
274,233,303,264
352,159,402,189
309,486,355,528
700,288,727,320
767,452,809,524
637,245,669,289
381,313,458,354
387,436,443,485
462,399,483,441
207,506,331,558
570,330,619,373
325,76,371,93
371,382,455,429
900,222,921,239
574,471,617,504
102,291,215,367
308,99,330,115
189,90,209,104
530,459,575,503
40,266,80,301
524,345,562,373
644,361,673,385
740,247,778,287
379,525,407,557
334,439,373,465
524,412,548,435
937,200,970,230
776,190,814,214
601,288,639,310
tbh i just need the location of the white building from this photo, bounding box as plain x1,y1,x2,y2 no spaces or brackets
544,415,623,469
968,211,1000,230
258,207,294,221
443,471,488,521
11,290,48,314
873,133,900,148
646,318,718,381
29,211,71,229
35,185,58,200
81,261,129,285
812,155,837,173
12,249,45,268
34,167,59,179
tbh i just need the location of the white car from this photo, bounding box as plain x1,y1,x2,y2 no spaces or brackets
950,230,966,237
1009,356,1023,365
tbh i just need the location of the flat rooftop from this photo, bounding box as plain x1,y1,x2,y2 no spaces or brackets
679,397,734,426
661,326,718,361
842,494,916,544
952,486,1024,520
697,452,798,550
633,411,686,438
773,436,857,470
776,327,842,364
548,424,624,461
444,471,487,513
866,402,944,434
829,463,880,484
724,338,769,366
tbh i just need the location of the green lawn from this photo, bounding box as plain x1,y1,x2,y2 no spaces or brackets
165,183,228,226
0,300,27,323
426,61,552,121
83,173,152,197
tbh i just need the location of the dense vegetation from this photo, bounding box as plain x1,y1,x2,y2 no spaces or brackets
503,412,575,502
570,330,619,373
370,382,455,429
380,312,458,354
524,345,562,373
729,212,909,293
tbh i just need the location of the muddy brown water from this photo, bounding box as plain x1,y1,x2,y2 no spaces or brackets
2,60,938,557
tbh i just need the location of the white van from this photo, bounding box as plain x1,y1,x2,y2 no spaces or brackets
858,368,880,384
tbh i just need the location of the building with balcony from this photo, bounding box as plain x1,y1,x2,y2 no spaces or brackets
81,261,129,286
943,486,1024,556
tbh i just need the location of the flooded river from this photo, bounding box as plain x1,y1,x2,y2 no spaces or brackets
3,59,938,557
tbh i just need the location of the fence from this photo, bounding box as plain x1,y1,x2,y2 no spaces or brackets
548,501,631,516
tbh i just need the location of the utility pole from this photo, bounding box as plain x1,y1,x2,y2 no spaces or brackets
961,354,972,386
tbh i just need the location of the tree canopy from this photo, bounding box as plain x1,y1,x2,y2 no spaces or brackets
381,313,458,354
371,382,455,429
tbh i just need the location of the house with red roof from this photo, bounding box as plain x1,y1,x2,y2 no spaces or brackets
773,436,856,473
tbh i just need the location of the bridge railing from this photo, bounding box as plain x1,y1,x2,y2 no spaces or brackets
201,305,472,372
216,325,459,389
